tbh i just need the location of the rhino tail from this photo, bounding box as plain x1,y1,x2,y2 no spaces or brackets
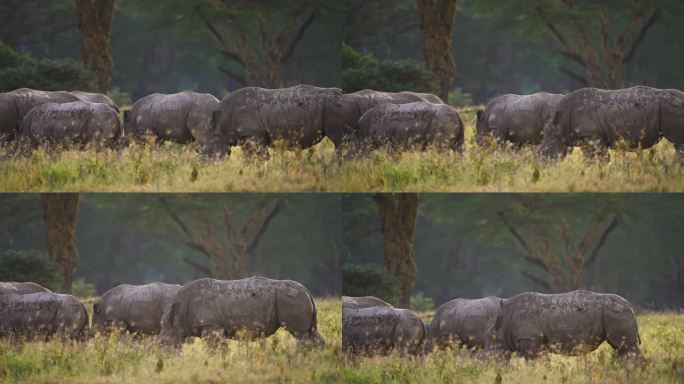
305,289,318,334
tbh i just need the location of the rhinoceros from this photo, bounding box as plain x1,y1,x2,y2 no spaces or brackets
0,281,50,295
159,277,324,347
342,295,392,309
71,91,119,112
484,290,641,359
539,86,684,158
428,296,502,350
92,282,181,336
355,101,464,152
0,88,81,142
17,101,123,149
201,85,344,157
0,292,89,340
476,92,563,146
125,91,219,145
342,301,427,355
336,90,443,148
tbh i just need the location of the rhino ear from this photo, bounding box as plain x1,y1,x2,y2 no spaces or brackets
476,110,484,121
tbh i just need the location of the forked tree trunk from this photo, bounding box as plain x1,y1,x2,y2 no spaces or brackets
74,0,116,92
416,0,457,101
41,194,80,293
374,193,418,308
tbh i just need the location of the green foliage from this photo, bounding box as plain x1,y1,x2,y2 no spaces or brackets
341,44,438,93
0,249,59,291
0,42,95,92
448,88,473,107
106,87,132,107
410,291,434,311
342,263,402,305
71,278,97,298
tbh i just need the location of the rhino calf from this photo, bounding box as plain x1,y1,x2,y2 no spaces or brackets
125,91,219,145
476,92,563,147
485,290,641,359
428,296,502,350
17,101,123,150
342,295,392,309
0,292,89,340
342,296,427,355
0,281,50,295
159,277,324,348
355,101,464,153
93,282,181,336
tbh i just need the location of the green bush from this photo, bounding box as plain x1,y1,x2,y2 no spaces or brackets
448,87,473,107
341,43,438,94
410,291,435,311
0,41,96,92
106,87,131,108
72,278,97,298
342,263,402,306
0,249,60,291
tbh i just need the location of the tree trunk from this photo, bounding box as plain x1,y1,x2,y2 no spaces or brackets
74,0,116,92
41,194,80,293
374,193,418,308
416,0,457,101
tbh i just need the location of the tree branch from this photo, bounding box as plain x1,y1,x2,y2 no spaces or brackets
497,211,548,271
281,10,317,63
560,66,589,86
182,257,213,276
622,12,658,64
583,216,620,268
217,66,247,85
522,271,551,292
246,202,282,254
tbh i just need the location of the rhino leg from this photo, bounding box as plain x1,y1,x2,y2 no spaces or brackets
516,337,542,360
200,325,226,348
674,143,684,161
242,137,269,160
603,311,642,357
581,140,610,162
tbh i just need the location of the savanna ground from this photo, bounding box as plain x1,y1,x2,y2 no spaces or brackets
342,311,684,384
1,108,683,192
0,297,342,384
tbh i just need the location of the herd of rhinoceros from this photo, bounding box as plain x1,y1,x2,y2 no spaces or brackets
343,290,642,360
0,277,324,347
1,84,683,158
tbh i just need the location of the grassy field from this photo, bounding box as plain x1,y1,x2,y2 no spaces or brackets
0,297,342,384
341,311,684,384
1,109,683,192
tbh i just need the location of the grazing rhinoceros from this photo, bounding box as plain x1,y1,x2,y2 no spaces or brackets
342,295,392,309
476,92,563,146
484,290,641,359
201,85,344,157
539,86,684,158
428,296,502,350
125,91,219,145
0,88,81,142
92,282,181,336
159,277,324,347
0,292,89,340
342,301,427,355
17,101,123,149
355,101,464,152
336,90,442,148
71,91,119,112
0,281,50,295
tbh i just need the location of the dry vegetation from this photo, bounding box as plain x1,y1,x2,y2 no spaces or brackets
1,109,683,192
0,297,342,384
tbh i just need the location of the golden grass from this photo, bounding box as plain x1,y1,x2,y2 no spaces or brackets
1,109,682,192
